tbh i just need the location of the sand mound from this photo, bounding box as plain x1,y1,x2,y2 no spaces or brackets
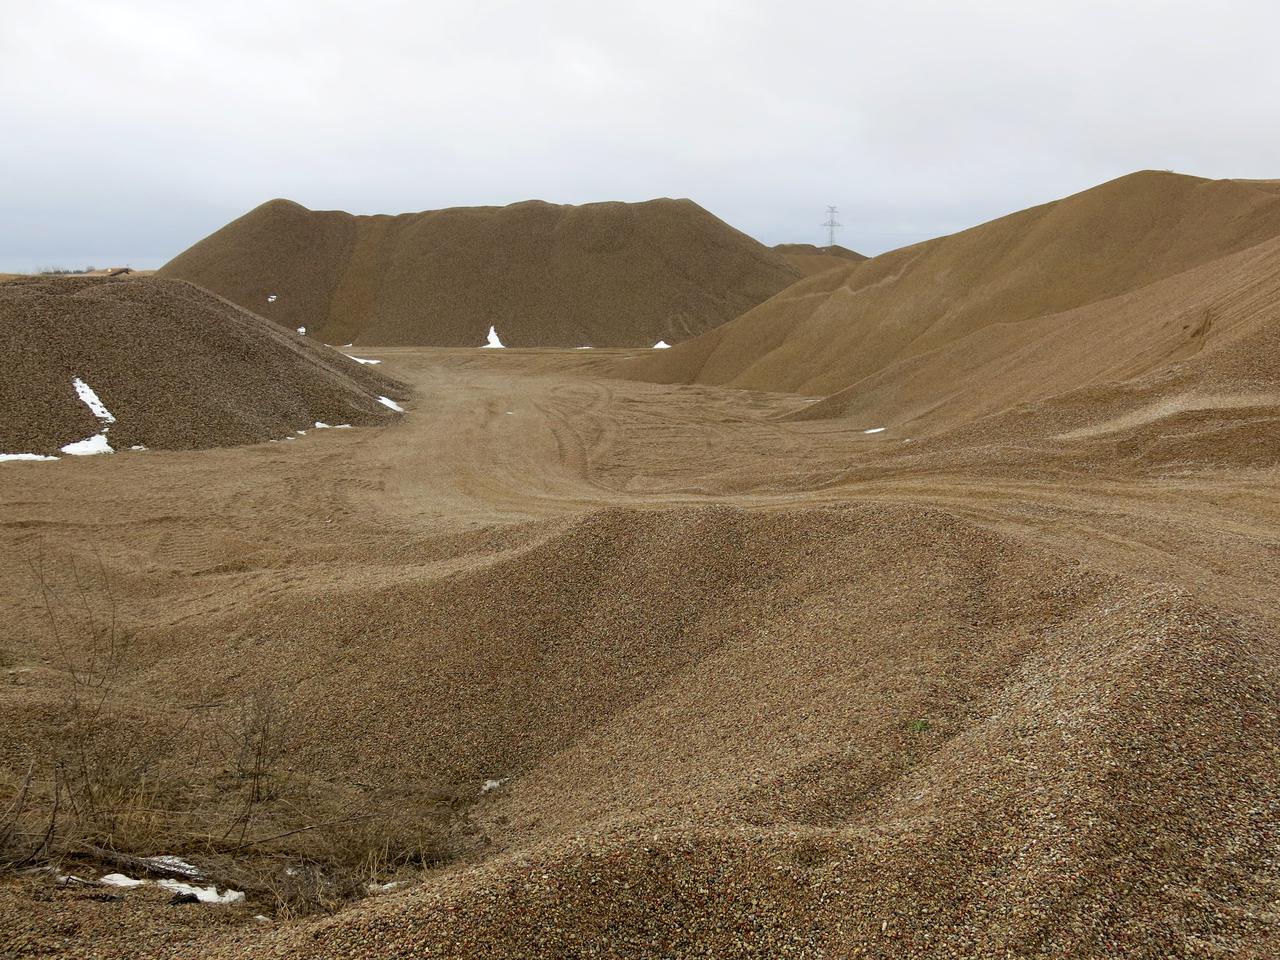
772,242,867,276
0,275,408,456
633,172,1280,438
73,503,1267,957
159,198,802,348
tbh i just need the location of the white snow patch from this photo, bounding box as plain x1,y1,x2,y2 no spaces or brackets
141,856,203,878
345,355,382,365
377,396,405,412
72,377,116,423
157,879,244,904
863,427,886,435
296,326,307,335
341,343,354,348
366,880,407,894
334,424,352,429
295,429,306,436
61,433,114,456
99,870,241,903
481,325,505,348
267,294,277,303
481,778,507,793
653,340,671,349
100,874,144,888
130,445,147,451
575,346,592,350
314,422,331,429
1,453,59,462
283,436,296,441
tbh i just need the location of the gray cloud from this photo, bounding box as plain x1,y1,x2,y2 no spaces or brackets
3,0,1279,270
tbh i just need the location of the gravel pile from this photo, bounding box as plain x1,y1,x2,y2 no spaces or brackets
0,275,409,456
66,504,1274,958
634,171,1280,413
772,242,867,276
159,198,801,348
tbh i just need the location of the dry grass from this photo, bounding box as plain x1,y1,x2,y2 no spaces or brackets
0,556,472,917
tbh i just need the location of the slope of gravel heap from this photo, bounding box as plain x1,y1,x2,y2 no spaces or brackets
158,198,803,347
772,242,868,276
54,503,1270,959
634,171,1280,406
1,275,408,456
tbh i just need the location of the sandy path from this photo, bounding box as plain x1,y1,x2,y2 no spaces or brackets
5,347,1277,615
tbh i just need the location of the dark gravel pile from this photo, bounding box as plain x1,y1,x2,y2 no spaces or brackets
1,275,409,456
158,197,802,347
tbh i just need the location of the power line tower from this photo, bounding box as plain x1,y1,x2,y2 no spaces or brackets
822,205,842,248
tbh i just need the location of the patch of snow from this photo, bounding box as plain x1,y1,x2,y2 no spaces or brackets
481,325,505,348
481,778,507,793
267,294,277,303
341,343,353,348
72,377,115,423
0,453,59,462
378,396,405,412
345,355,382,365
366,880,407,894
254,914,272,922
334,424,352,429
283,436,296,441
130,445,147,451
100,874,144,888
653,340,671,349
903,438,913,444
157,878,244,904
295,429,306,435
314,422,331,429
863,427,886,434
141,856,203,878
297,326,306,335
61,433,114,456
575,346,592,350
98,871,241,903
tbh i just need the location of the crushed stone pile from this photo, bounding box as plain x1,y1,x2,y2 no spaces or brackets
159,198,802,347
634,171,1280,448
1,275,409,456
772,241,867,276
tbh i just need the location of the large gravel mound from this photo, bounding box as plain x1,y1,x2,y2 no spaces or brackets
632,172,1280,440
772,241,867,276
1,275,409,457
111,503,1272,959
158,198,802,347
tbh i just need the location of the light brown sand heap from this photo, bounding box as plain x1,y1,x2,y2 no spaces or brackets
0,274,408,456
772,242,867,276
635,171,1280,440
159,198,802,347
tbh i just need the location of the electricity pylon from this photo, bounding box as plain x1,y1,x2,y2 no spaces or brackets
822,206,842,248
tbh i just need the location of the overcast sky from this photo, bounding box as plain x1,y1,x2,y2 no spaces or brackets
3,0,1279,271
